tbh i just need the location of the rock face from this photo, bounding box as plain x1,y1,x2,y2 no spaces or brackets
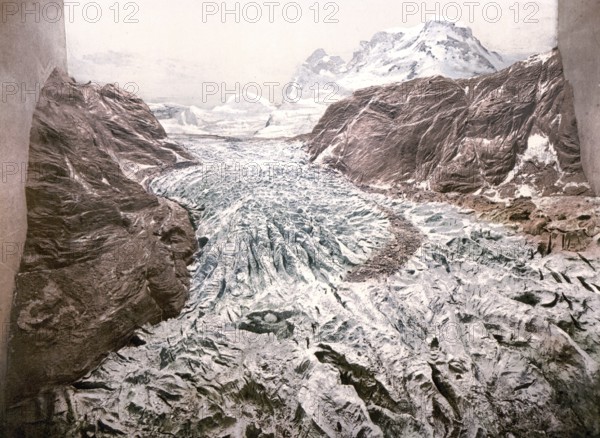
308,49,591,198
6,70,198,404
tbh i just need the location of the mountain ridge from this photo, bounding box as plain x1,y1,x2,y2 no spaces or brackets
307,48,589,200
6,69,198,405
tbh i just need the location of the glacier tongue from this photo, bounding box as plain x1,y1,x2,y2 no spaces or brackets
11,137,600,437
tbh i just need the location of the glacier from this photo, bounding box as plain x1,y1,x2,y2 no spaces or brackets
14,136,600,437
11,20,600,438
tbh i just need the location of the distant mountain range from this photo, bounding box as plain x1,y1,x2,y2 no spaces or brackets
154,21,515,138
257,20,512,137
295,20,507,95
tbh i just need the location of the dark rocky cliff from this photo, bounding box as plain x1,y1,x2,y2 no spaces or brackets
308,49,591,198
6,70,198,404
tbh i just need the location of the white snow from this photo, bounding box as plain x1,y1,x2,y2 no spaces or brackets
523,134,558,167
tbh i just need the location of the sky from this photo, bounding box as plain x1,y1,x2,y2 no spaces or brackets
65,0,558,104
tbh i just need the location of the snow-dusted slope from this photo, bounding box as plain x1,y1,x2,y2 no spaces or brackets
258,20,510,138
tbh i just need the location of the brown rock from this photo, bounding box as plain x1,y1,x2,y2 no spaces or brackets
524,218,549,236
6,70,198,404
308,49,590,197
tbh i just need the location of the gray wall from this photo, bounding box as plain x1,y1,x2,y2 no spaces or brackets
558,0,600,195
0,0,67,416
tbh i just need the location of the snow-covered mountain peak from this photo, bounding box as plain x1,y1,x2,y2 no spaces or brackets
304,48,346,73
341,20,506,88
294,48,347,86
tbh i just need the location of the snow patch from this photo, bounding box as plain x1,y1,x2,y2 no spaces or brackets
523,134,557,166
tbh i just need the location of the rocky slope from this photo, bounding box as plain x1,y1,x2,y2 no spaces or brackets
6,69,198,406
308,49,591,199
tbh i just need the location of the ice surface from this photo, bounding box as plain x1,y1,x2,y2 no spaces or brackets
28,137,600,437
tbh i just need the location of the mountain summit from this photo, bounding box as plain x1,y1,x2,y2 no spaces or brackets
341,20,506,88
